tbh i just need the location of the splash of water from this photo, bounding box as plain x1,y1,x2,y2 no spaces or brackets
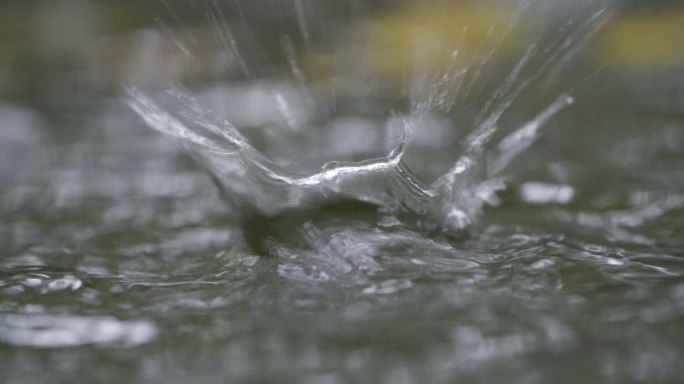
125,0,587,239
126,84,571,237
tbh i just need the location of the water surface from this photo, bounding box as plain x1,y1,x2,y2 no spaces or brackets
2,1,684,383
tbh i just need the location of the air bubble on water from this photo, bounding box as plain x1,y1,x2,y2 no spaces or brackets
46,275,83,293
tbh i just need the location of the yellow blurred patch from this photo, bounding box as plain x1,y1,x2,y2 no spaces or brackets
366,4,527,75
300,4,528,80
590,12,684,71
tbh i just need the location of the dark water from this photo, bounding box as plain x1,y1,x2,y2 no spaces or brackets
2,2,684,383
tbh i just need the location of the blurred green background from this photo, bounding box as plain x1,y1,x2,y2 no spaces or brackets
1,0,683,116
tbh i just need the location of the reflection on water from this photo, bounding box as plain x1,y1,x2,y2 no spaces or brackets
2,0,684,383
0,314,157,348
